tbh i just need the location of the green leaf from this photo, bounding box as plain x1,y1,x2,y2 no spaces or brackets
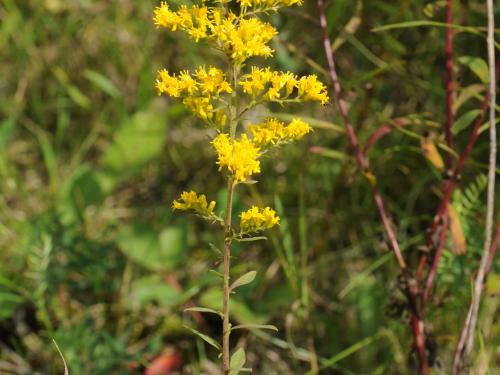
453,109,482,135
230,271,256,291
101,102,168,178
184,325,222,352
200,288,268,324
128,275,182,310
208,243,223,256
229,348,246,375
453,84,485,112
310,146,346,161
458,56,489,84
0,291,24,320
117,224,187,272
231,324,278,332
59,166,105,224
184,306,223,318
235,236,267,242
83,69,120,98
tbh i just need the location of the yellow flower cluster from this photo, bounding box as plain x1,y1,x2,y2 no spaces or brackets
154,2,277,64
172,191,216,216
238,0,303,8
154,2,211,42
215,17,277,63
248,118,312,146
239,67,329,104
240,206,280,233
212,133,261,182
156,67,231,123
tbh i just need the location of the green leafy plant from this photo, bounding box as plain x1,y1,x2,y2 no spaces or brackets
152,0,329,372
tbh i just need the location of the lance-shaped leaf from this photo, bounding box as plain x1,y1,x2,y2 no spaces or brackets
184,325,222,352
184,306,224,319
231,324,278,332
230,271,256,291
229,348,251,375
235,236,267,243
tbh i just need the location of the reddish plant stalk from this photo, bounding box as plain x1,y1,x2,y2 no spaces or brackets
445,0,454,169
422,207,449,307
316,1,428,373
416,93,490,281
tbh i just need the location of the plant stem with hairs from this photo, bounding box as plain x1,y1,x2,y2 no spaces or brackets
222,178,235,374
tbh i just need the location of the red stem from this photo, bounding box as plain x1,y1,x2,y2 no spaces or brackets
445,0,454,169
315,1,428,373
422,205,449,307
416,93,490,280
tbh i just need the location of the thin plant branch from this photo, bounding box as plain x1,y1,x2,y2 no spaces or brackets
464,0,497,358
222,179,235,374
445,0,455,169
452,223,500,375
416,93,491,281
315,1,429,373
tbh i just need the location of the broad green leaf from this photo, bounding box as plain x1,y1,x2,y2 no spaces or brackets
128,275,182,310
231,324,278,332
230,271,256,291
83,69,120,98
184,326,221,352
453,109,482,135
184,306,223,318
101,102,168,178
229,348,246,375
60,166,105,224
118,224,187,272
458,56,489,84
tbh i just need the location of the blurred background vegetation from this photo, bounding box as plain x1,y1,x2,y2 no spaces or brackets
0,0,499,374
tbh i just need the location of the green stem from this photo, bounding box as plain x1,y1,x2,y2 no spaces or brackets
222,179,235,374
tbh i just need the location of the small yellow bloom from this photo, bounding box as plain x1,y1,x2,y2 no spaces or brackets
219,18,277,63
240,206,280,233
212,134,261,182
172,191,216,216
248,118,312,146
195,66,232,95
297,75,329,104
154,2,211,42
237,0,304,8
183,96,214,121
239,68,328,104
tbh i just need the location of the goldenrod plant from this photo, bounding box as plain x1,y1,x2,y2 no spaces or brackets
153,1,328,372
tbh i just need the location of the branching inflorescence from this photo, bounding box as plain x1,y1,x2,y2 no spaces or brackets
153,1,328,373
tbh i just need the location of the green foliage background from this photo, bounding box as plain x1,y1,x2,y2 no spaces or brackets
0,0,499,374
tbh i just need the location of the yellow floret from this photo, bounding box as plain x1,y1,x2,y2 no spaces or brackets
248,118,313,146
297,75,330,104
172,191,216,216
212,134,261,182
240,206,280,233
238,0,304,8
